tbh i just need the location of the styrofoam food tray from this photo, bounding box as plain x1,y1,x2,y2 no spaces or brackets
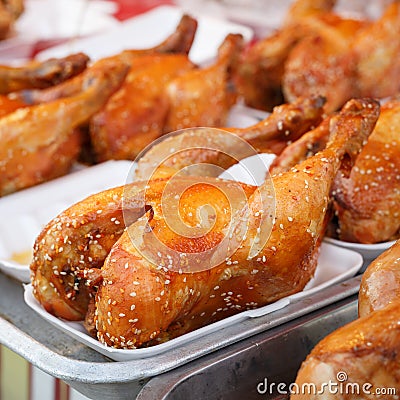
36,5,254,65
24,241,362,361
324,237,396,263
0,160,134,282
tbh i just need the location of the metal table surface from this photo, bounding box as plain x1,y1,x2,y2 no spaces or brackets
0,272,361,399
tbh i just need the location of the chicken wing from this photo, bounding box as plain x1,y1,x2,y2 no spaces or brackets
0,53,89,94
0,59,129,196
91,98,378,348
292,239,400,400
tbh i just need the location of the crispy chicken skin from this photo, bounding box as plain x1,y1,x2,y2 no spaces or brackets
0,0,24,39
11,15,196,105
163,33,243,133
236,0,368,112
90,34,244,162
0,59,129,196
285,1,400,110
90,98,378,348
30,99,378,346
237,0,400,113
359,239,400,318
235,0,338,111
136,95,326,181
30,181,148,320
291,301,400,400
334,98,400,243
292,239,400,400
89,53,195,162
0,53,89,94
270,97,400,244
270,117,331,175
353,2,400,99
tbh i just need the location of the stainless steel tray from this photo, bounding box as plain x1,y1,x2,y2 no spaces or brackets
137,287,358,400
0,272,361,400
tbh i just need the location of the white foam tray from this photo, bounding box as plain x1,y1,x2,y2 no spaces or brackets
0,160,134,282
324,237,396,263
36,5,254,64
24,241,362,361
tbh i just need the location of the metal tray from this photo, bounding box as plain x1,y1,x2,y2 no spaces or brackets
136,286,358,400
0,272,361,399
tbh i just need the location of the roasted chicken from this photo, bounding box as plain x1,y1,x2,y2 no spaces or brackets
90,33,244,162
0,58,129,196
292,239,400,400
30,98,379,349
0,0,24,39
236,0,400,113
136,95,326,181
0,53,89,94
271,97,400,244
359,239,400,318
333,98,400,243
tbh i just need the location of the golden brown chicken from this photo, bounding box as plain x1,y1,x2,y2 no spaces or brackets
291,239,400,400
269,116,331,175
30,181,148,320
237,0,400,113
0,53,89,94
284,1,400,112
92,98,378,349
29,97,378,347
353,2,400,99
89,33,244,162
333,97,400,243
236,0,368,112
136,95,326,181
162,33,243,133
0,58,129,196
0,54,90,120
0,0,24,39
271,97,400,244
359,239,400,318
8,15,196,106
89,53,195,162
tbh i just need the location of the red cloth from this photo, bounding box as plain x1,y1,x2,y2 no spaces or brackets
113,0,174,21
